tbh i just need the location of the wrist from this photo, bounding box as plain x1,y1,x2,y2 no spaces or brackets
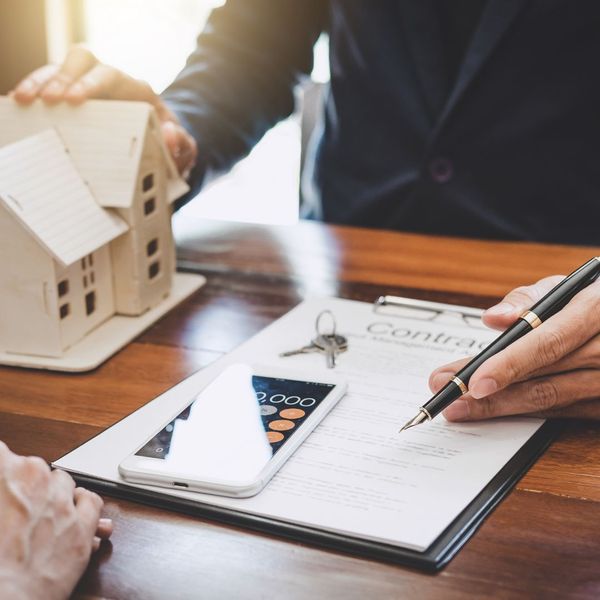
0,573,38,600
0,570,67,600
154,96,180,126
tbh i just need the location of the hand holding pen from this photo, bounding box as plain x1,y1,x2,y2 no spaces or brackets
403,257,600,430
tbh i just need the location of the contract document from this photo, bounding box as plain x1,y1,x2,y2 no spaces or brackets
54,297,549,565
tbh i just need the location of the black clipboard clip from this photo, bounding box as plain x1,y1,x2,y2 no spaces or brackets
373,295,488,330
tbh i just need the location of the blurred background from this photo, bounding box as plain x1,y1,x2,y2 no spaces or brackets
0,0,329,224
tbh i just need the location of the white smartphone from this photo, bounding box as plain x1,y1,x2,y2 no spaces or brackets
119,363,347,497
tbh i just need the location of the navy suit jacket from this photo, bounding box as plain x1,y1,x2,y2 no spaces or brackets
162,1,600,245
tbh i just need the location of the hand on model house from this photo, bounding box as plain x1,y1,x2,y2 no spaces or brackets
12,45,197,178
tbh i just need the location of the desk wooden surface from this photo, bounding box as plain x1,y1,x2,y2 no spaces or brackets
1,217,599,599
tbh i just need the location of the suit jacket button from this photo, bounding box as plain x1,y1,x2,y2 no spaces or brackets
429,157,454,183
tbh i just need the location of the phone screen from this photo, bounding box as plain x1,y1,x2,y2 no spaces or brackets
134,364,335,485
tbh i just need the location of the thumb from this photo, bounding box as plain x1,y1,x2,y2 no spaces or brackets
161,120,180,159
483,275,564,330
160,120,197,177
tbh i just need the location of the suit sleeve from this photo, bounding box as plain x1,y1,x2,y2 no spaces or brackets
161,0,326,202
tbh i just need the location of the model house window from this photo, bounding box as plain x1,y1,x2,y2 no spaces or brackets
142,173,154,192
58,279,69,297
148,260,160,279
85,291,96,316
60,303,70,319
81,254,95,288
144,197,156,216
82,254,94,270
147,238,159,257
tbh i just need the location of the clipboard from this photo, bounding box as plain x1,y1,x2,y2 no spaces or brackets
54,296,559,572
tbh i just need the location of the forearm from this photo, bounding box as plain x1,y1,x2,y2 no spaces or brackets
161,0,325,199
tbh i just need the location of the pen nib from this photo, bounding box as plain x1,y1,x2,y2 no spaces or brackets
399,410,429,433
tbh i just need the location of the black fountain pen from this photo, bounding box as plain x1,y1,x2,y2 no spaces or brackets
400,256,600,432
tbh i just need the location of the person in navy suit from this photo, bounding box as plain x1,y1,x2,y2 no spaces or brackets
12,2,600,430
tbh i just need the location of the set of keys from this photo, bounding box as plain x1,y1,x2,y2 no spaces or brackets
279,310,348,368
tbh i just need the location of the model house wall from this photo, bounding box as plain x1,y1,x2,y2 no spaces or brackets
54,247,115,352
0,210,116,358
0,129,128,358
0,206,63,357
111,131,175,315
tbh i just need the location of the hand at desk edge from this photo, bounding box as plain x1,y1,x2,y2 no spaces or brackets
0,441,113,600
429,275,600,422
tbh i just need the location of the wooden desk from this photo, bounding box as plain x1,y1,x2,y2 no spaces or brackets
1,218,599,599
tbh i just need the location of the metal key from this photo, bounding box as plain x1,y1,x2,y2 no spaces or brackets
315,332,347,351
316,333,341,368
279,340,323,357
279,310,349,368
279,334,346,356
314,310,347,368
313,334,348,369
280,334,348,365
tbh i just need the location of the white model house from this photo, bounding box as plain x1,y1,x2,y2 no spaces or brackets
0,98,189,358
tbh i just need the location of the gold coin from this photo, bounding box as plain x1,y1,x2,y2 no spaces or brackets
269,419,295,431
280,408,305,420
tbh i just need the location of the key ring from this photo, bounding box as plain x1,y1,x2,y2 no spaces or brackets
315,310,337,337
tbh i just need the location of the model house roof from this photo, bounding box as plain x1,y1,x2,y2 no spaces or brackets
0,97,189,208
0,129,128,266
